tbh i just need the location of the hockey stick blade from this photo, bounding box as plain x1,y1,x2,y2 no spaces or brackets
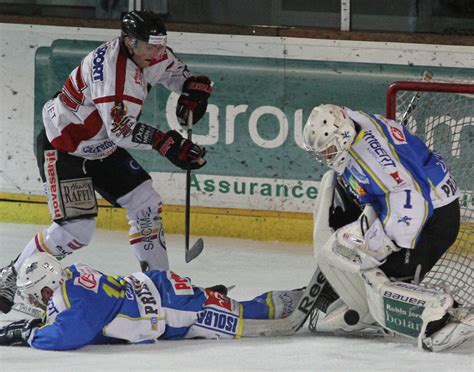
185,238,204,263
242,267,328,337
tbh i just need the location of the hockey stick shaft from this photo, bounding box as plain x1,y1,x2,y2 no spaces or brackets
185,110,193,252
242,267,329,337
400,70,433,126
184,111,205,263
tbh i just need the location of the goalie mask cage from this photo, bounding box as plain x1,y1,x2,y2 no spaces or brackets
386,78,474,308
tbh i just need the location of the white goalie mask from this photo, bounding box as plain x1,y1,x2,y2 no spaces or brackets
17,252,66,307
303,104,356,173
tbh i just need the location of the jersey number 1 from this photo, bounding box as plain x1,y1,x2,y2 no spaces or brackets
403,190,413,209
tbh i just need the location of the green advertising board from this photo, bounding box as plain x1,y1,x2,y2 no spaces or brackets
34,39,473,217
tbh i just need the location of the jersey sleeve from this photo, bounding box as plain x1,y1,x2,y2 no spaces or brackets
29,264,123,350
29,298,106,351
145,47,190,93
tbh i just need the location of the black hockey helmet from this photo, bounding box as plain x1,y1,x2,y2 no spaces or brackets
121,10,167,45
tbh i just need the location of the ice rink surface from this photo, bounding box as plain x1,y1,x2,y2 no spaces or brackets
0,222,472,371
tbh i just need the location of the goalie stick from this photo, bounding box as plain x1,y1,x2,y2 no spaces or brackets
184,110,204,263
11,303,43,319
242,267,331,337
400,70,433,125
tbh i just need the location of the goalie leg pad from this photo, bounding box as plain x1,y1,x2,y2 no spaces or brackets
313,170,337,258
362,268,454,339
317,232,371,315
118,180,169,271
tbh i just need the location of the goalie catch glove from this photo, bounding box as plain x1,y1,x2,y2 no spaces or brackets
153,129,206,170
0,318,43,346
176,76,213,125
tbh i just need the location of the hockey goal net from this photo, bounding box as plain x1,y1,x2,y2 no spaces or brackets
386,77,474,307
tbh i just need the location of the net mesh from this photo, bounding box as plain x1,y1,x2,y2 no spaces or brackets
390,78,473,307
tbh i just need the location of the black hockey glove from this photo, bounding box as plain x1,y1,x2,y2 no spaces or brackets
0,318,43,346
153,130,206,170
176,76,213,125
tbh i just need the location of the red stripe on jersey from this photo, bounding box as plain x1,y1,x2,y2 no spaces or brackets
150,51,168,66
60,92,80,111
93,95,143,105
76,65,86,91
115,46,128,98
61,66,88,111
165,61,175,71
63,77,83,104
50,110,103,153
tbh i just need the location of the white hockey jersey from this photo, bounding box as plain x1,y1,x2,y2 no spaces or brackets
42,37,190,159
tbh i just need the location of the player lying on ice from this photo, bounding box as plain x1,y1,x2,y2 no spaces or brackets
301,104,473,352
0,253,304,350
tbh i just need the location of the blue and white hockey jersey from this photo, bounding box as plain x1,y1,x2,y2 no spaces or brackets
341,109,459,249
28,264,300,350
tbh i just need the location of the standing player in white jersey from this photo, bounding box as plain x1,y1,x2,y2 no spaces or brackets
302,104,472,351
0,10,212,314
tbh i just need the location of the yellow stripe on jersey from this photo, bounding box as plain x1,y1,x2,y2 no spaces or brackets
428,178,443,201
102,283,125,299
64,267,73,279
348,148,389,194
266,291,276,320
61,283,71,309
106,276,122,288
411,198,430,249
235,303,244,339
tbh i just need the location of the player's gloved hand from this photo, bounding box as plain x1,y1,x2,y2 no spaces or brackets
153,130,206,170
0,318,43,346
176,76,213,125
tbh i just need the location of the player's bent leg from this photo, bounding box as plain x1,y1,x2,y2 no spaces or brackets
118,180,169,271
0,218,95,313
15,219,96,271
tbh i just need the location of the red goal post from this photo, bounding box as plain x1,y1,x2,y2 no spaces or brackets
386,81,474,119
385,78,473,307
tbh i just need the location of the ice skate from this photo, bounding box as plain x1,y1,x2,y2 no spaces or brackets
421,309,474,352
0,262,17,314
